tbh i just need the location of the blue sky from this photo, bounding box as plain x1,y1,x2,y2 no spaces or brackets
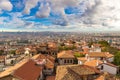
0,0,120,32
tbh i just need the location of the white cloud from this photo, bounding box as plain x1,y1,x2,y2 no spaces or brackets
23,0,39,15
2,0,120,31
0,17,7,24
1,12,25,29
0,9,2,14
24,0,80,25
0,0,13,12
79,0,120,28
36,3,51,18
47,0,80,25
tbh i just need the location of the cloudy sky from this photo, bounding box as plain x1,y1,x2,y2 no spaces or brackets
0,0,120,32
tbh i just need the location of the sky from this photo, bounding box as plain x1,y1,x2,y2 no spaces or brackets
0,0,120,32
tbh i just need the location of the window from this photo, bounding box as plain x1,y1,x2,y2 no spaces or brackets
70,60,72,63
64,60,66,63
100,57,104,60
67,60,69,63
117,69,120,74
101,65,103,70
48,68,51,70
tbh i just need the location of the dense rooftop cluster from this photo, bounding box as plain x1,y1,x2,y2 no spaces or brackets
0,32,120,80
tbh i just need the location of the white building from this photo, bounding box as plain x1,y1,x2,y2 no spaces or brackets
98,62,119,75
24,48,30,55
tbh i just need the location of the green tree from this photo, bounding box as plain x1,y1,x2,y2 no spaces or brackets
98,40,110,47
0,50,4,55
88,41,95,47
102,47,118,54
10,50,16,55
74,52,85,58
58,45,76,51
114,51,120,66
98,40,118,54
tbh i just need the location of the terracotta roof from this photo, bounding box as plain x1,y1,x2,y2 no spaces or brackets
77,57,87,63
88,52,114,58
84,60,103,67
95,72,116,80
56,65,100,80
0,56,5,60
68,65,100,75
95,75,104,80
35,54,55,69
36,54,55,62
46,76,55,80
16,49,25,54
36,54,47,59
39,43,47,47
83,48,89,54
0,59,28,78
32,54,40,59
46,55,55,63
92,43,101,47
13,59,43,80
48,42,57,49
45,59,55,69
57,50,75,58
105,53,114,58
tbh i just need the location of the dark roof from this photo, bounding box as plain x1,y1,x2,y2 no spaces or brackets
13,59,43,80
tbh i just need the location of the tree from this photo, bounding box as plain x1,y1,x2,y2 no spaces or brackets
10,50,16,55
99,40,118,54
11,60,14,64
74,52,85,58
58,45,76,51
114,51,120,66
88,41,94,47
102,47,118,54
98,40,110,47
0,50,4,55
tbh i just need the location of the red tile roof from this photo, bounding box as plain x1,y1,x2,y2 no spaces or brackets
0,55,5,60
36,54,55,69
13,59,43,80
84,60,103,67
57,50,75,58
88,52,114,58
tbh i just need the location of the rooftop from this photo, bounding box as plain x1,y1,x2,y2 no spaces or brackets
57,50,75,58
35,54,55,69
0,59,28,78
56,65,100,80
88,52,114,58
13,59,43,80
84,59,103,67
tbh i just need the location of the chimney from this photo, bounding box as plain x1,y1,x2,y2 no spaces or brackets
79,61,82,65
104,60,107,63
91,45,94,48
85,54,88,59
96,60,99,66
